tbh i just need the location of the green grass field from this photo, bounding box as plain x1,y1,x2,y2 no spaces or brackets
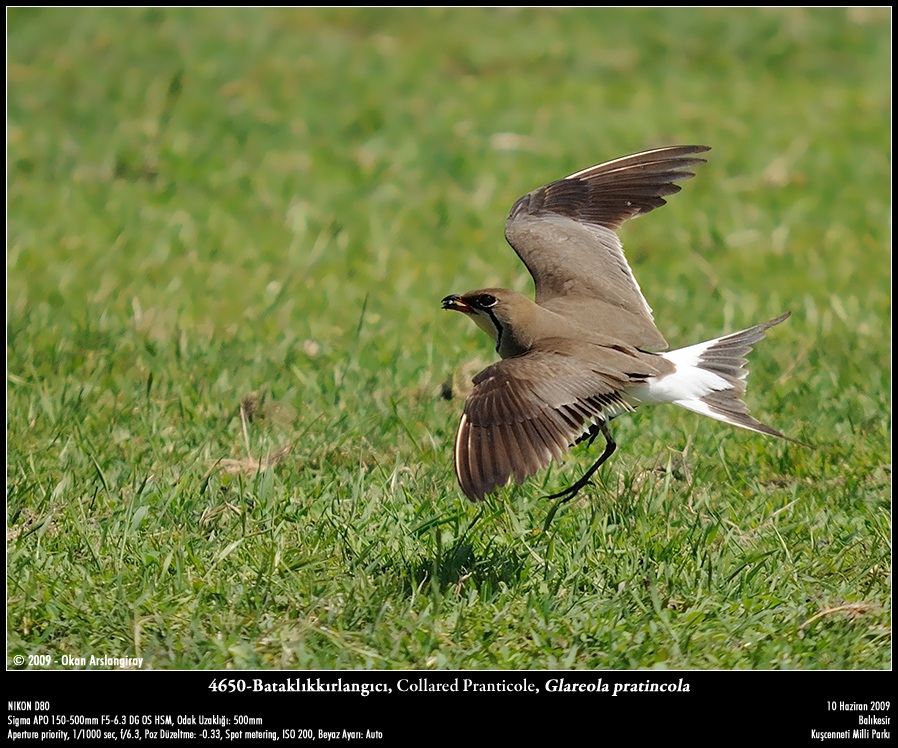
8,8,890,670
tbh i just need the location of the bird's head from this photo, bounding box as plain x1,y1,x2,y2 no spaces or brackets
442,288,533,357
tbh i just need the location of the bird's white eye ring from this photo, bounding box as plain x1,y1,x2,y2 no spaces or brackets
476,294,498,308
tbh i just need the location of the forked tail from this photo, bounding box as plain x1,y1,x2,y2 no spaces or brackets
647,312,804,443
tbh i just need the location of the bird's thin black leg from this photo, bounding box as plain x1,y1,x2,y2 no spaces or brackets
574,422,602,448
541,421,616,534
547,420,616,503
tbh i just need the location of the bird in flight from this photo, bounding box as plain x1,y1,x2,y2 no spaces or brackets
443,144,802,505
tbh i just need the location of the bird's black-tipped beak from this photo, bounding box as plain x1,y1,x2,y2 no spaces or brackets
442,294,473,313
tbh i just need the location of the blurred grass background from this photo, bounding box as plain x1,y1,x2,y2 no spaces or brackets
7,7,890,669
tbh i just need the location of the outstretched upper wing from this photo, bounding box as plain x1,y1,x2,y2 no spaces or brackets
454,347,636,502
504,145,710,351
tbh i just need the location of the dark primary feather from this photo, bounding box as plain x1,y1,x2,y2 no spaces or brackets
454,349,635,501
507,145,711,230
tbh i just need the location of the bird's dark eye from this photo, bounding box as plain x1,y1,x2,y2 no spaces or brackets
476,294,497,308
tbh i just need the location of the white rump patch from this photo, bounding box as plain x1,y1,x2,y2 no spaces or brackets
626,338,731,407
